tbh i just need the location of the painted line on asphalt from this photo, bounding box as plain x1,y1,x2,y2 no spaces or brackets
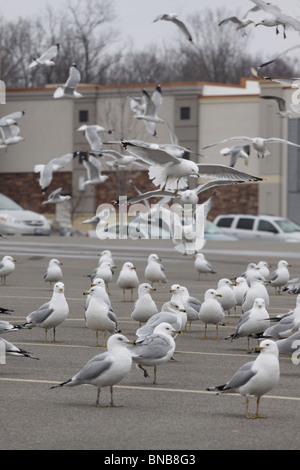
0,376,299,402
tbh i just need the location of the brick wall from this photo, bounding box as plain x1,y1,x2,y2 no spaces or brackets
0,170,259,219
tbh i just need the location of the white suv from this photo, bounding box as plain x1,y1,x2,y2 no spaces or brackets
213,214,300,242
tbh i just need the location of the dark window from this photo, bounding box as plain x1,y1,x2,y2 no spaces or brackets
258,220,278,233
236,218,254,230
180,107,190,120
79,110,89,123
216,217,234,228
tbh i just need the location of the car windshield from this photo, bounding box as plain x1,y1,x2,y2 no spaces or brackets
0,194,23,210
275,219,300,233
204,220,224,234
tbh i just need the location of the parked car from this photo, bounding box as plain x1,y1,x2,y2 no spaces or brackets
0,193,51,235
213,213,300,242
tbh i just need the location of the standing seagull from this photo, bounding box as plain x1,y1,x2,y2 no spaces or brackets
153,13,193,42
144,253,167,288
51,334,133,407
268,260,291,294
0,256,16,286
207,339,280,419
53,63,83,99
29,44,60,68
194,253,216,280
18,282,69,342
128,322,180,385
117,262,139,302
44,258,63,288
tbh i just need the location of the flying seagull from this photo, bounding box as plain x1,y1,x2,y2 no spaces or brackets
260,95,293,119
251,0,300,38
153,13,193,42
218,16,254,36
42,187,71,205
34,153,77,193
29,44,60,68
53,63,83,99
203,135,300,158
220,144,251,167
133,85,164,137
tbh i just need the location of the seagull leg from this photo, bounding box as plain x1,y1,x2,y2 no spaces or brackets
246,397,255,419
201,324,207,339
45,328,49,342
138,364,150,379
153,366,157,385
122,289,126,302
255,397,267,418
130,289,134,302
215,324,220,340
52,327,57,343
96,386,102,406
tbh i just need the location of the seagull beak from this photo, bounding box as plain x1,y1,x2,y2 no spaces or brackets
126,340,135,345
173,329,181,335
180,308,186,312
82,290,89,296
255,345,264,351
151,287,156,291
131,266,136,270
169,289,174,293
216,293,222,297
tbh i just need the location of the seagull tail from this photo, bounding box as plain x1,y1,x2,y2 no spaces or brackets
51,378,72,389
206,384,227,393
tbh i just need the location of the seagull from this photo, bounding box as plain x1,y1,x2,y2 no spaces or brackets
153,13,193,42
280,277,300,294
83,285,121,347
77,125,110,155
18,282,69,342
134,85,164,137
123,169,264,207
117,262,139,302
101,149,137,168
84,277,111,311
254,73,300,114
198,289,225,339
216,278,237,322
81,207,113,226
51,333,133,407
0,307,14,315
225,298,270,350
0,320,20,333
98,250,115,266
0,256,16,286
0,337,39,359
203,135,300,159
251,0,300,38
169,284,201,331
34,152,76,193
0,122,24,149
260,294,300,339
44,258,63,287
121,140,199,192
242,272,270,314
135,301,185,338
128,322,180,385
29,43,60,68
194,253,216,280
232,277,249,313
144,254,167,288
131,283,158,326
42,187,71,205
220,144,251,167
218,16,254,36
90,261,115,293
207,339,280,419
268,259,291,294
80,153,108,188
260,95,293,119
53,63,83,99
0,111,25,149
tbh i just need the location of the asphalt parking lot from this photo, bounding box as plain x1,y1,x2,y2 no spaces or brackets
1,235,300,451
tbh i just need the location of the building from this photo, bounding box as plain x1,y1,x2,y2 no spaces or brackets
1,76,299,229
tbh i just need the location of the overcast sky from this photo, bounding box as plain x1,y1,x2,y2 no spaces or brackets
1,0,300,60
